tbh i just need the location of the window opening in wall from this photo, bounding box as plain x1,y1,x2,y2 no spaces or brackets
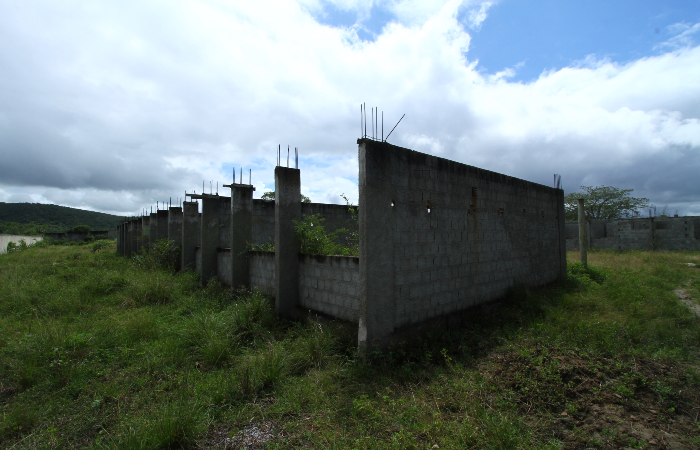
391,201,394,207
427,207,431,214
523,209,526,214
470,187,477,209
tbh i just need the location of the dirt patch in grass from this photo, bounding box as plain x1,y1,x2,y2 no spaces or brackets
197,420,284,449
674,288,700,317
481,347,700,449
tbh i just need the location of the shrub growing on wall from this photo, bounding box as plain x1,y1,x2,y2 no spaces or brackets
294,214,357,256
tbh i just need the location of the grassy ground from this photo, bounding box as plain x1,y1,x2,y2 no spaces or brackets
1,243,699,449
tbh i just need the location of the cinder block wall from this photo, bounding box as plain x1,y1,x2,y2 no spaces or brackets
249,250,275,295
566,217,700,251
359,138,565,349
217,249,232,285
253,200,275,245
299,254,360,322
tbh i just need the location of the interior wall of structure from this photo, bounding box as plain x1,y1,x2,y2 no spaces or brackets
566,217,700,251
298,254,360,322
249,250,275,295
217,249,232,285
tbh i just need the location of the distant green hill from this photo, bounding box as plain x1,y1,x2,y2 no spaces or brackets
0,203,126,235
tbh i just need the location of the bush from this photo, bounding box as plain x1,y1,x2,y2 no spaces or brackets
294,214,357,256
92,240,111,252
133,239,179,271
68,224,93,233
6,239,28,253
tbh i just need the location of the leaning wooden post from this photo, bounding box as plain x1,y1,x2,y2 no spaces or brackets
578,198,588,267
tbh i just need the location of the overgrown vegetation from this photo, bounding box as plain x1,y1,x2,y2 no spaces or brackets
294,214,358,256
0,246,698,448
253,193,359,256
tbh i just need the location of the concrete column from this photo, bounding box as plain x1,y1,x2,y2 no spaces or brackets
141,216,150,252
149,212,158,247
557,189,567,279
219,197,232,283
125,220,133,257
275,166,301,318
117,224,122,255
578,198,588,267
225,183,254,289
181,201,200,271
168,206,183,270
131,219,139,256
135,218,143,254
200,195,221,285
157,210,168,246
357,138,394,356
122,222,127,255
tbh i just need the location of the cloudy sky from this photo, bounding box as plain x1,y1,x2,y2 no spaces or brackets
1,0,699,216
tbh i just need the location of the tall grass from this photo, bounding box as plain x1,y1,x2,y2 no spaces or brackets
1,245,698,449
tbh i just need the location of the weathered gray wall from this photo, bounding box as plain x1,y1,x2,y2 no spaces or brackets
566,217,700,251
358,138,565,349
299,254,360,322
249,250,275,295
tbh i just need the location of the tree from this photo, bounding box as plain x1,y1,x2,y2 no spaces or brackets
260,191,311,203
564,186,650,221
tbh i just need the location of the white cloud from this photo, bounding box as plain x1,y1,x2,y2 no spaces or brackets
0,0,699,216
656,22,700,50
464,0,493,30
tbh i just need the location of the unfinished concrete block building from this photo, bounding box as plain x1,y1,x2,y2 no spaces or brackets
117,138,566,352
566,217,700,251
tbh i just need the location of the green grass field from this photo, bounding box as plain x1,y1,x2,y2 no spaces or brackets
1,243,699,449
